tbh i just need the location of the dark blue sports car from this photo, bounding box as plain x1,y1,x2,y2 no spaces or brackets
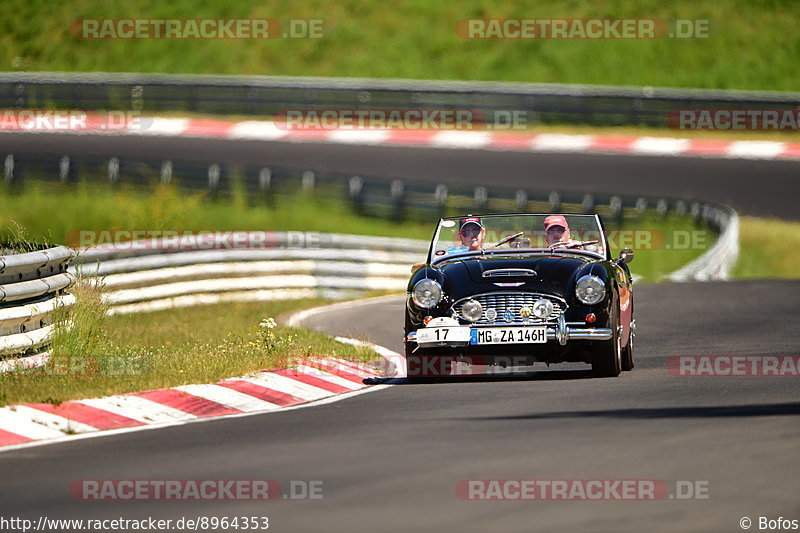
404,213,635,378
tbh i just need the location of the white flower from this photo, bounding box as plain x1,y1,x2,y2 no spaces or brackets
259,317,277,329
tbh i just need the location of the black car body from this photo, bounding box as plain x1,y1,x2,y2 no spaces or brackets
404,213,635,377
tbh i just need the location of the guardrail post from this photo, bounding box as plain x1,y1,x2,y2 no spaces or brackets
656,199,669,218
160,161,172,186
474,187,488,211
515,190,528,211
302,171,315,193
581,193,595,213
131,85,144,112
108,157,120,186
258,168,272,194
691,202,702,225
14,82,26,108
391,179,405,221
609,196,623,223
674,200,687,216
59,156,77,184
701,204,712,225
635,198,647,217
4,154,17,190
208,163,220,198
435,184,448,217
349,176,364,215
549,191,561,212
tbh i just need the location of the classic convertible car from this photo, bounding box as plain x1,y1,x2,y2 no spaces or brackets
404,213,635,378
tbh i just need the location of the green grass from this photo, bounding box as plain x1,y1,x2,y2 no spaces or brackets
0,181,435,245
609,213,710,282
733,216,800,279
0,283,378,407
1,0,798,91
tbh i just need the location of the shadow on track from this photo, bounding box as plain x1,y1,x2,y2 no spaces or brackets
457,401,800,421
364,367,597,385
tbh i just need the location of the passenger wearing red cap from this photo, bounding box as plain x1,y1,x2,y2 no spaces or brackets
543,214,580,248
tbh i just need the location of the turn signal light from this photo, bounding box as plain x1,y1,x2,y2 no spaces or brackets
423,316,433,325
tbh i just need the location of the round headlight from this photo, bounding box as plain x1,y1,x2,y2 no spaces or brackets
532,299,554,319
576,275,605,305
412,279,443,308
460,299,483,322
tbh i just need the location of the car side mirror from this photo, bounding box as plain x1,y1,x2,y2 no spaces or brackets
619,248,634,264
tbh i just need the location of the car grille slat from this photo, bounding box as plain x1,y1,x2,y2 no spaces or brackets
453,292,566,325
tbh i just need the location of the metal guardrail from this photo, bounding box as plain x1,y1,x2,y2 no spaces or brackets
668,206,739,281
0,235,417,368
0,246,76,357
1,72,799,127
70,232,424,314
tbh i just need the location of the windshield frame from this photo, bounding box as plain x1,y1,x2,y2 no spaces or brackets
427,213,609,265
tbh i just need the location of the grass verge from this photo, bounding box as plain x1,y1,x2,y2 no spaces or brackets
0,181,435,243
733,217,800,279
0,284,378,407
2,0,799,91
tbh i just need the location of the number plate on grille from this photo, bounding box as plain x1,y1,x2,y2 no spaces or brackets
470,327,547,345
415,327,471,344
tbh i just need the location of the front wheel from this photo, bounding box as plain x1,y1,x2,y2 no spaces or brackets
592,306,622,377
621,326,635,371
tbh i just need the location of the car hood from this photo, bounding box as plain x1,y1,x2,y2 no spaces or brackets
438,254,594,299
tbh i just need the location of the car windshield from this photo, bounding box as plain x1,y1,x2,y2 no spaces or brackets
430,214,606,262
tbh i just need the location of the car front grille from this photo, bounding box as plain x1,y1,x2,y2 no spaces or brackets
452,292,565,325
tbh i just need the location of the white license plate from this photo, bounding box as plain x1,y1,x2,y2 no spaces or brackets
415,327,472,344
470,327,547,345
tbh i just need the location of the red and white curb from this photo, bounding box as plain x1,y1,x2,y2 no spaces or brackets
2,117,799,161
0,354,392,451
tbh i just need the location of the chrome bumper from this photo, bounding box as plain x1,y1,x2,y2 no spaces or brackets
555,327,613,342
408,314,612,347
550,313,612,345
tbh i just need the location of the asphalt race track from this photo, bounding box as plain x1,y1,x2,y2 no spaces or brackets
0,281,798,532
1,131,799,220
